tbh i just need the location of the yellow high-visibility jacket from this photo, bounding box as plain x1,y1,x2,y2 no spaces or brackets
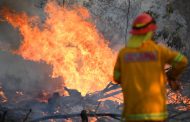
113,40,188,121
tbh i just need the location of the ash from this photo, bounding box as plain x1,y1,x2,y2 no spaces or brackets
0,82,122,122
1,80,190,122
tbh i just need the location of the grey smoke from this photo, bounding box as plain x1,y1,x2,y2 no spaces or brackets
86,0,188,53
0,0,65,102
0,51,63,103
0,0,46,50
0,22,21,50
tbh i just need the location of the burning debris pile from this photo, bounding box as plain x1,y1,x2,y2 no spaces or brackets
0,1,120,121
166,66,190,122
0,81,190,122
0,83,122,122
0,1,117,96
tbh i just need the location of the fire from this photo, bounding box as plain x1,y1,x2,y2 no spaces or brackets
0,87,7,103
1,1,116,96
167,89,190,105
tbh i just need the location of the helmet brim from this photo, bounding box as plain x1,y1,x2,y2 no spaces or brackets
130,24,157,35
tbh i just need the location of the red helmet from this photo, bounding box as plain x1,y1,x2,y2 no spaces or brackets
130,13,157,35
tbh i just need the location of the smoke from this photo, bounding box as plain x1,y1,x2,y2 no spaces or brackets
0,0,46,50
0,51,63,102
0,0,66,102
0,0,45,15
86,0,189,53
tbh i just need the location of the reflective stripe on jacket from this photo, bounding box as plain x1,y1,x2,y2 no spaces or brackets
113,40,188,121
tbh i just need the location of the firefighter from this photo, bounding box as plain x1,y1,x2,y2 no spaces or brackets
113,13,188,122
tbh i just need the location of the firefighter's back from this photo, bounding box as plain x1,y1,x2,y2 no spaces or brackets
119,40,168,121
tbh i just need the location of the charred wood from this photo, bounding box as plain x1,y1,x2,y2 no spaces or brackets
80,110,88,122
23,109,32,122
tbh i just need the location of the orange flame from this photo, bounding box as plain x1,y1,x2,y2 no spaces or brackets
1,1,116,96
0,86,7,103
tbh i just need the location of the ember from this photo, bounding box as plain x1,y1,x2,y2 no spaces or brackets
0,87,7,103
